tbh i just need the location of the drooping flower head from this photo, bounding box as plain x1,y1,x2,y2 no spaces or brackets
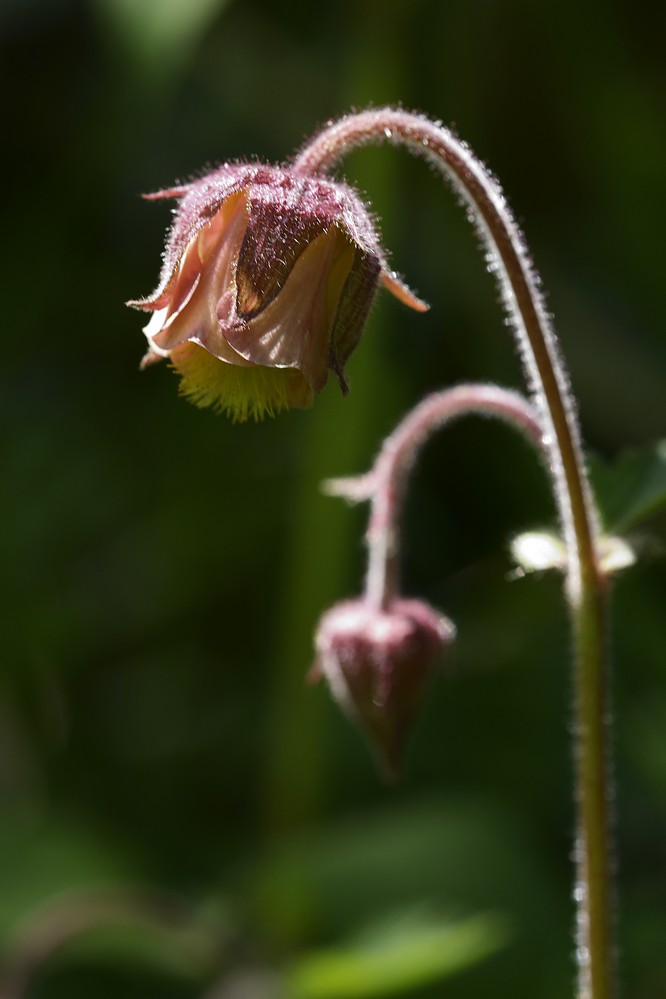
312,597,455,779
128,163,426,420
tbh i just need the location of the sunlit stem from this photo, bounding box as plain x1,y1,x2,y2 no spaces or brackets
296,109,614,999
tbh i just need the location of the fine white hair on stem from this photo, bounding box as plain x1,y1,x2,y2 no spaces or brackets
296,109,613,999
293,107,602,606
321,384,545,611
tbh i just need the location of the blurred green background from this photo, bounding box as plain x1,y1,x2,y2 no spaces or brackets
1,1,665,997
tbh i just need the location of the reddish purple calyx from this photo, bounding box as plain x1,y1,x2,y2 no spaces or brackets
313,597,455,779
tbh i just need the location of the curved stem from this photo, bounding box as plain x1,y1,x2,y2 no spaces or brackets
329,384,546,610
294,109,601,589
297,109,614,999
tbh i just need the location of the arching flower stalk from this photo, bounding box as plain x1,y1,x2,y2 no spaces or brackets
294,109,615,999
326,383,548,611
130,108,620,999
311,384,545,780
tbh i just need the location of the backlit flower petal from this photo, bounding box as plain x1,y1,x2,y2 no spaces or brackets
129,162,427,420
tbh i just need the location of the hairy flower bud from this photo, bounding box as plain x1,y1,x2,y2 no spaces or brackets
312,597,455,779
128,164,426,420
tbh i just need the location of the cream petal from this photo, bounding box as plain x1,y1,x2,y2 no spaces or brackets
150,192,250,355
149,273,203,351
142,306,170,340
222,229,341,391
191,325,250,366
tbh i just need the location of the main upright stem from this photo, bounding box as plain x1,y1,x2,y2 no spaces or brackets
295,109,614,999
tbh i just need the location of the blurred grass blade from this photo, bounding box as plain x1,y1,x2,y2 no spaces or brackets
287,911,510,998
0,888,221,997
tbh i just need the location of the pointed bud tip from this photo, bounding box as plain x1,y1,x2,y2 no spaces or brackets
381,271,430,312
142,186,190,201
321,473,375,503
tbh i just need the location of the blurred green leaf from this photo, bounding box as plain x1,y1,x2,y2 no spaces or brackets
249,794,564,997
95,0,234,78
590,440,666,532
0,822,224,996
287,910,509,998
0,820,132,943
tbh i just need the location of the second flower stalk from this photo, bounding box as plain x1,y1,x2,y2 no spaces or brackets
312,383,546,776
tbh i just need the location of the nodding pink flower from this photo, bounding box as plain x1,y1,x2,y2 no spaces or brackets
128,164,426,421
312,597,455,779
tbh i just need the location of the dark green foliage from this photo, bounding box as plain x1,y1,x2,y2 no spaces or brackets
0,1,664,996
591,441,666,532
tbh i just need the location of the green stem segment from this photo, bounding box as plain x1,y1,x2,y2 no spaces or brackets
295,109,614,999
574,580,613,999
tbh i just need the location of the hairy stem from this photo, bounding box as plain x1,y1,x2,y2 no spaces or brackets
329,384,545,610
296,109,614,999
